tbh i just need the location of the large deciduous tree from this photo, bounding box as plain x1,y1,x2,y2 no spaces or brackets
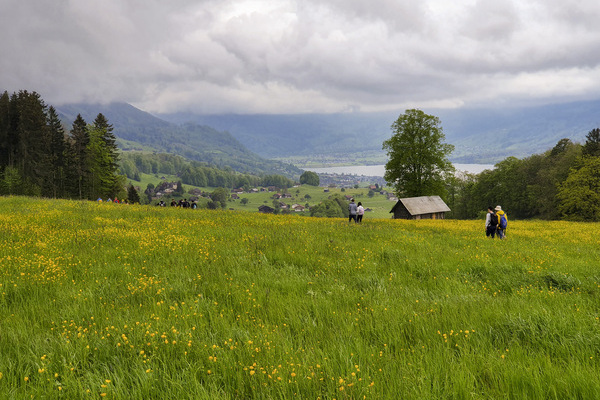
211,187,229,209
582,128,600,157
557,156,600,221
299,170,319,186
383,109,454,198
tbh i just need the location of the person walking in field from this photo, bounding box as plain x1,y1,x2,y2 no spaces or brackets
485,206,497,238
495,205,508,239
356,202,365,223
348,198,358,223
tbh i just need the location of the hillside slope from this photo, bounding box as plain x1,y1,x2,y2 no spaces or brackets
57,102,302,177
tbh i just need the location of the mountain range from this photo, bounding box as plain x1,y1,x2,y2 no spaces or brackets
57,98,600,174
161,99,600,163
56,102,301,177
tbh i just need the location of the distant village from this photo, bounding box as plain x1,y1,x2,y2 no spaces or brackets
145,175,396,215
316,173,387,188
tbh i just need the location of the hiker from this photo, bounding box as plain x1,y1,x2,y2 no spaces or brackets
495,205,508,239
348,198,358,223
485,206,497,238
357,202,365,223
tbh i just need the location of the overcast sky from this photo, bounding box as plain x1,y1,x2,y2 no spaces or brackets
2,0,600,114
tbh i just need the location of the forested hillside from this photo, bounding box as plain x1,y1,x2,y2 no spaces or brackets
57,103,301,178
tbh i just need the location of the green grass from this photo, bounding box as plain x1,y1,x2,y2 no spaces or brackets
1,196,599,399
225,185,394,219
134,172,396,218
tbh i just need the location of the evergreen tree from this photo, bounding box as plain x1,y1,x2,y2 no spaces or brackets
86,125,109,199
93,113,121,196
69,114,90,199
6,92,20,168
94,115,119,168
12,91,48,194
127,184,141,204
0,91,10,167
45,106,67,198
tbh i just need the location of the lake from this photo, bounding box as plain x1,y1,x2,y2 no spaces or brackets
305,163,494,176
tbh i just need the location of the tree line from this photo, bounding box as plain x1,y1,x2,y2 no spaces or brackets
384,109,600,222
0,90,296,201
447,131,600,221
120,152,295,191
0,90,126,200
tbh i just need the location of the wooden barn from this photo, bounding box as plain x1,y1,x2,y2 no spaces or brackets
390,196,451,220
258,205,275,214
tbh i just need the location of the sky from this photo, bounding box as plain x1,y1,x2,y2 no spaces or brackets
2,0,600,115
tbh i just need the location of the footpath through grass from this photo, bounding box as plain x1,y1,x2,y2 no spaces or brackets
1,196,599,399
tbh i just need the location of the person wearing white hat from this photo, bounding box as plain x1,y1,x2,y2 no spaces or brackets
495,205,507,239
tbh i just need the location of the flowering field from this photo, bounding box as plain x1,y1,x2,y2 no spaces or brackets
1,196,599,399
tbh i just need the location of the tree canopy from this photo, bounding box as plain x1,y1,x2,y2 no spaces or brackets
299,170,320,186
557,156,600,221
382,109,454,198
582,128,600,157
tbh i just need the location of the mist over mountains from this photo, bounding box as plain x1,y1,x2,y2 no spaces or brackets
56,102,302,177
58,98,600,172
161,99,600,163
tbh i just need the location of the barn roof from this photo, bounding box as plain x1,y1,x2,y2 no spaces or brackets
390,195,451,215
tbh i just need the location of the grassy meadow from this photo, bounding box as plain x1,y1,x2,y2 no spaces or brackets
1,196,599,399
137,172,397,219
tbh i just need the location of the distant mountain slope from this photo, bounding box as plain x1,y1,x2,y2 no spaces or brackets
435,100,599,162
160,112,395,158
56,103,302,177
161,99,600,163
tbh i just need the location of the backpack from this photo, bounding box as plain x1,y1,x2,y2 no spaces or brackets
499,214,507,229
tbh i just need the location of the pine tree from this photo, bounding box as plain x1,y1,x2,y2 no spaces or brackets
127,184,141,204
69,114,90,199
12,91,48,194
93,113,121,197
0,91,10,168
87,124,115,199
6,93,19,168
46,106,67,198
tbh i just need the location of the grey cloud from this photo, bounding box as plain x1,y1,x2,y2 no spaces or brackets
2,0,600,113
